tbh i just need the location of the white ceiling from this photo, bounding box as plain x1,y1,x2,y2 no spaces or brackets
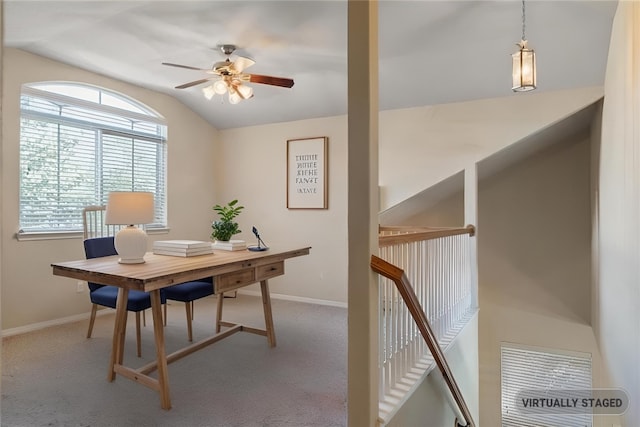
4,0,618,130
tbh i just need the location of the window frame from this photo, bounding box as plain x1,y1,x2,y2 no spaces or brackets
17,82,169,241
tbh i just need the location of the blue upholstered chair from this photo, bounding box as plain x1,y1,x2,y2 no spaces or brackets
84,236,165,357
163,277,214,342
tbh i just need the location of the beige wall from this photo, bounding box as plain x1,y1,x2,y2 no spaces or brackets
379,171,465,227
218,118,348,304
597,2,640,425
1,0,4,333
480,134,592,323
1,49,219,330
477,133,605,426
378,86,605,211
401,190,464,227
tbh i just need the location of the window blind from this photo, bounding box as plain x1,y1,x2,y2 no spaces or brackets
19,84,167,233
501,344,592,427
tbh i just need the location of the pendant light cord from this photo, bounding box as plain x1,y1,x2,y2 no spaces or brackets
521,0,526,41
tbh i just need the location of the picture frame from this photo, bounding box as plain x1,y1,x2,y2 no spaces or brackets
287,137,328,209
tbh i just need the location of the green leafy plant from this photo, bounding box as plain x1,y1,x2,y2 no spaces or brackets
211,199,244,241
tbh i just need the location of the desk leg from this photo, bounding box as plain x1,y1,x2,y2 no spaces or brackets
216,292,224,333
108,288,129,382
150,290,172,410
260,280,276,347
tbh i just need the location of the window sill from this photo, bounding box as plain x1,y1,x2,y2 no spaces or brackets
15,227,170,242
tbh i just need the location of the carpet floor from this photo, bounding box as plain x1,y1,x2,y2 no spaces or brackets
1,294,347,427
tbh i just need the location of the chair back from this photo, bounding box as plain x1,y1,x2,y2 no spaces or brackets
83,237,118,292
82,205,130,239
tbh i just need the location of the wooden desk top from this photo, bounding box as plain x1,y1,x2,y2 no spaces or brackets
52,246,311,292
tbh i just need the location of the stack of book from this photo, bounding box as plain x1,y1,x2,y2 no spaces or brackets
211,239,246,251
152,240,213,257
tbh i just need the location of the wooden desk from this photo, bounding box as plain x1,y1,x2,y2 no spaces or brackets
52,246,310,409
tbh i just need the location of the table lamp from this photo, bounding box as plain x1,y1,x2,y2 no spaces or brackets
104,191,154,264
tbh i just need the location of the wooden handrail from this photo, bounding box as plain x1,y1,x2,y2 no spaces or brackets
379,225,454,232
378,224,475,248
371,254,476,427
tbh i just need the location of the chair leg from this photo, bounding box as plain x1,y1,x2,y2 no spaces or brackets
87,303,98,338
185,302,193,342
135,311,142,358
143,309,146,327
191,301,195,320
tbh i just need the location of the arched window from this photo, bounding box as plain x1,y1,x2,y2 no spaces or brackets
19,82,167,236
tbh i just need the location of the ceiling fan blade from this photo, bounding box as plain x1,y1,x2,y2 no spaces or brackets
162,62,208,71
175,78,214,89
232,56,255,73
248,74,295,88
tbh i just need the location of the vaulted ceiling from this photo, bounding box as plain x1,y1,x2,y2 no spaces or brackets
4,1,618,130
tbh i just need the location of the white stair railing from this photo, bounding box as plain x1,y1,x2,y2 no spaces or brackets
375,225,477,425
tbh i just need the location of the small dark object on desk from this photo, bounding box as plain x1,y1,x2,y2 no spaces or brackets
248,226,269,251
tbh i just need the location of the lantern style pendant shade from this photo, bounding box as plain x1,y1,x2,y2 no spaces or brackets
512,0,536,92
512,39,536,92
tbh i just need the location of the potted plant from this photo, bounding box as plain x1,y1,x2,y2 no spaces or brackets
211,199,244,242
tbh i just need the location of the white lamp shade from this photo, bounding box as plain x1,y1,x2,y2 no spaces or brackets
105,192,154,225
104,192,154,264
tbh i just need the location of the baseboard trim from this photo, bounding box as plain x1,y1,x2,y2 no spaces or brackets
237,290,348,309
2,308,112,338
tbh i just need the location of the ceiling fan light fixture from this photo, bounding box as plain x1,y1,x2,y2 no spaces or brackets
512,0,536,92
228,90,242,105
202,84,216,100
213,79,228,95
163,43,294,104
237,84,253,100
233,56,255,73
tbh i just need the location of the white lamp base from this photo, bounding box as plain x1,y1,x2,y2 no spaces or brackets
114,225,148,264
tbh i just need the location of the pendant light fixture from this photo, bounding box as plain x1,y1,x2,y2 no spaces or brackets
512,0,536,92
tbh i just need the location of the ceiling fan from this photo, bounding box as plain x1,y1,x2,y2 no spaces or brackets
162,44,294,104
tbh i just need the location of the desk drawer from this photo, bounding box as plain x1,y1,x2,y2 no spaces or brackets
216,268,256,293
256,261,284,281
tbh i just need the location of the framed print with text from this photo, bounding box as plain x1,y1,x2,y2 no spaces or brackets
287,137,328,209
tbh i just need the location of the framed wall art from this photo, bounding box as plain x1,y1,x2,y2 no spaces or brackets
287,136,328,209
